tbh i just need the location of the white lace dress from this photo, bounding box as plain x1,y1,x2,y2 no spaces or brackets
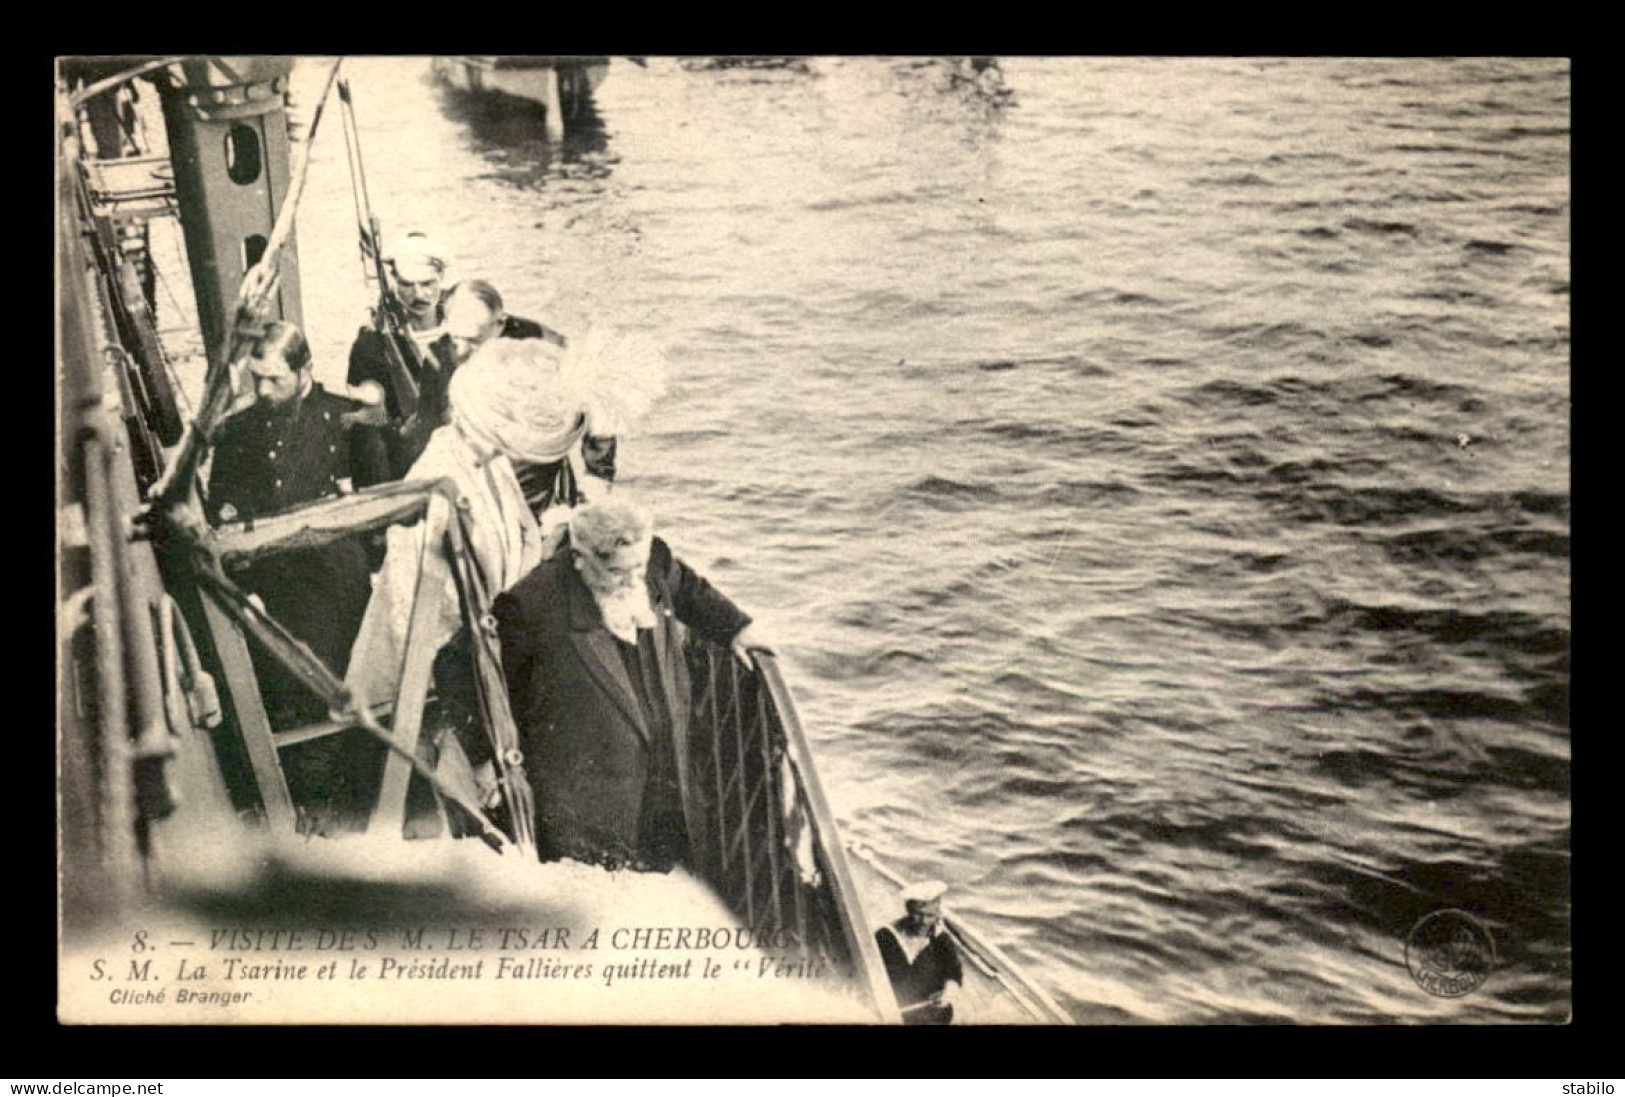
344,420,543,711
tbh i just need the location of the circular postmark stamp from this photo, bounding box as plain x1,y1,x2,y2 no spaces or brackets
1405,909,1496,998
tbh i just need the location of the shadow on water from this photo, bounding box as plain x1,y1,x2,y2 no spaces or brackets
433,83,612,188
1297,843,1569,985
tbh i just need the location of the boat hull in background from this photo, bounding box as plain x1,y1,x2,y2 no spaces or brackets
432,56,609,128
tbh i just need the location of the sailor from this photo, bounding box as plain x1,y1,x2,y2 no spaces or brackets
206,320,389,834
875,880,965,1024
345,230,454,475
437,279,618,517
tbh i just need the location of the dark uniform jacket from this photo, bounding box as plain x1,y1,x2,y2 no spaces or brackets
493,537,751,872
495,313,565,346
207,383,389,524
876,923,964,1024
206,382,390,829
348,319,446,477
205,382,387,678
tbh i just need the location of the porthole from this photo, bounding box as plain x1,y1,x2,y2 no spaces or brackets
224,123,262,185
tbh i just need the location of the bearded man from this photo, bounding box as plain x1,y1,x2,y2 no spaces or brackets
493,499,762,872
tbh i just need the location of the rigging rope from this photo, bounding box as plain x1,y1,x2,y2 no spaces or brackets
150,56,345,509
230,57,343,330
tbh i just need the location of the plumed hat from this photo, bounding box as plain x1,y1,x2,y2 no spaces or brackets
558,323,670,437
449,324,670,462
448,336,585,463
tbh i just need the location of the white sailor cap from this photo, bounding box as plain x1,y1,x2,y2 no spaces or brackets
900,880,948,905
385,231,448,278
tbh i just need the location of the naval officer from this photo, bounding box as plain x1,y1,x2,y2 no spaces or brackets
207,320,389,833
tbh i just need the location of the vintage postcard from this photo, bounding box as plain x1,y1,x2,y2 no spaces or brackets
57,55,1569,1025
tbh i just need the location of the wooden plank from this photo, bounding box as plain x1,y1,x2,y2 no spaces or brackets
274,700,393,748
199,589,296,833
369,494,453,835
212,480,443,565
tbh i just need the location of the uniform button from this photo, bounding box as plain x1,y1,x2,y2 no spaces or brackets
324,412,332,421
268,450,276,459
274,478,283,488
329,445,337,453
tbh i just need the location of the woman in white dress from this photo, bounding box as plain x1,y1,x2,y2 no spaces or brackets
342,327,668,833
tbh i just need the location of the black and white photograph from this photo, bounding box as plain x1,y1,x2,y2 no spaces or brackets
55,55,1570,1025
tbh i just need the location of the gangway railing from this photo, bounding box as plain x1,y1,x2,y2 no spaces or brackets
686,640,902,1021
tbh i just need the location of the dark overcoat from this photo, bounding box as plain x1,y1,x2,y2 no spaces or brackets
493,537,751,872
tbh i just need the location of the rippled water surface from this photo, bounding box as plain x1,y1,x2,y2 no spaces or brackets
164,56,1570,1023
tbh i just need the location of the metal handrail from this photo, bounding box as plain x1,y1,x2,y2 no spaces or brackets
65,57,188,110
686,640,903,1022
754,652,903,1022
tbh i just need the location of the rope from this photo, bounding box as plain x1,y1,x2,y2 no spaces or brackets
337,81,373,287
150,57,345,508
230,57,343,327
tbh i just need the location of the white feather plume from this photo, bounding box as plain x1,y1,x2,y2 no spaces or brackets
558,324,671,437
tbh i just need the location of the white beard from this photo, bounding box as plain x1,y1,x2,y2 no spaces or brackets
595,583,659,645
